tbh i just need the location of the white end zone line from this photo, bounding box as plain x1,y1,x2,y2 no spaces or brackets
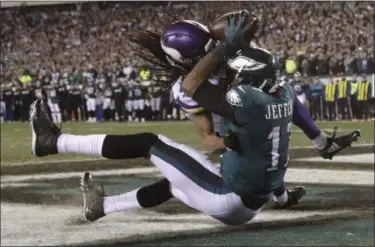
1,166,373,187
3,143,374,166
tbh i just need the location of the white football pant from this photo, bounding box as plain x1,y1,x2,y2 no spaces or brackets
150,135,262,225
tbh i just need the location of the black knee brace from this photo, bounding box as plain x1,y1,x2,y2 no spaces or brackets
102,132,158,159
137,179,173,208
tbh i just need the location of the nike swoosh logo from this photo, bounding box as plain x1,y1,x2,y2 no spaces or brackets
327,142,340,153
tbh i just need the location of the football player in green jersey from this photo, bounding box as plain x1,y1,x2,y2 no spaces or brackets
29,11,360,225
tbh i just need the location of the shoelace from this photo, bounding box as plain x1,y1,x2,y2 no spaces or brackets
324,126,338,141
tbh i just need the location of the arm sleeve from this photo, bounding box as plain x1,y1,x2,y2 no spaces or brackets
192,82,237,124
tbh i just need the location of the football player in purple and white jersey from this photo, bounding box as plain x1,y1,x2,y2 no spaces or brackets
29,14,360,225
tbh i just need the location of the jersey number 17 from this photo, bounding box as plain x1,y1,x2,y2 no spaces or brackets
267,122,292,172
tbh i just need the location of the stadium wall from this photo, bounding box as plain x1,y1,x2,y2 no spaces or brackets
318,74,375,97
0,0,84,8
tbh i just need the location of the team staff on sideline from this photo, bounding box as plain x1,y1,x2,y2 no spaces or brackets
337,77,352,121
324,79,338,121
309,78,324,121
357,76,372,121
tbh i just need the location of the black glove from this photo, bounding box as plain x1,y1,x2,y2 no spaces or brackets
224,10,255,54
223,130,241,151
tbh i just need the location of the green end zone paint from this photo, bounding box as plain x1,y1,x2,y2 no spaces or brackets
1,147,374,246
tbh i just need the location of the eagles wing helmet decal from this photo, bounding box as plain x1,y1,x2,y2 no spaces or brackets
226,89,243,107
228,55,266,71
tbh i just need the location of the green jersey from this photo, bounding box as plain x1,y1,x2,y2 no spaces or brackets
220,83,294,198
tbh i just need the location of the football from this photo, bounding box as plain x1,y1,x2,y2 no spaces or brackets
209,10,260,43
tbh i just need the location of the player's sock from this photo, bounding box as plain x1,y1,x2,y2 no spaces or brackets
57,132,159,157
103,179,172,214
103,189,140,214
311,132,327,150
273,182,288,206
57,134,106,155
102,133,158,159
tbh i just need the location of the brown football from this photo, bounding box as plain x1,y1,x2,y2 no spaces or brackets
209,10,259,43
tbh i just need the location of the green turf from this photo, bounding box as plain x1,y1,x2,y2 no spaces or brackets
147,219,374,246
1,121,373,165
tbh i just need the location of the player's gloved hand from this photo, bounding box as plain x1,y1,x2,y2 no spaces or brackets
223,130,241,151
318,127,361,160
223,10,258,56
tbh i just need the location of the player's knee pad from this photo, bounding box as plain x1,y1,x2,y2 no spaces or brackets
102,132,159,159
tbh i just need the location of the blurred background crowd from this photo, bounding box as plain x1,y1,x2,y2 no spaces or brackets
1,1,374,123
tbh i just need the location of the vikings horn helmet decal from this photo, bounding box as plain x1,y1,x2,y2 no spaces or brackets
161,20,215,68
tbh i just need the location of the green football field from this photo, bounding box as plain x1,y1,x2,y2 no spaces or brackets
1,120,374,165
0,121,374,246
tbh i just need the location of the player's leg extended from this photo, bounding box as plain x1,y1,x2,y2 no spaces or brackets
80,172,174,222
292,96,360,159
90,134,260,225
30,100,257,224
79,135,254,224
151,135,261,225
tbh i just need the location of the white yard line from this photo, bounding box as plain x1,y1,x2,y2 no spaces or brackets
3,143,374,166
289,143,374,149
1,166,373,187
3,157,106,166
296,153,374,164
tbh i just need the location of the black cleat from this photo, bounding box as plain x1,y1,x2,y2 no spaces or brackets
272,186,306,209
30,99,62,157
80,172,106,223
319,127,361,160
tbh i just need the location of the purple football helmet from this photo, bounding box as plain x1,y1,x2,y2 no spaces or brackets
161,20,215,69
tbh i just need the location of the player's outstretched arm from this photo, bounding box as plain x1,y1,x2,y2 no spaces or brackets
182,11,254,124
192,111,225,152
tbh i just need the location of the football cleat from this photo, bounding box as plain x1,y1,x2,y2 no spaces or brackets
272,186,306,209
319,127,361,160
80,172,106,222
30,99,62,157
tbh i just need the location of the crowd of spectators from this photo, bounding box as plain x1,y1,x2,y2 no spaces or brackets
1,1,374,83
